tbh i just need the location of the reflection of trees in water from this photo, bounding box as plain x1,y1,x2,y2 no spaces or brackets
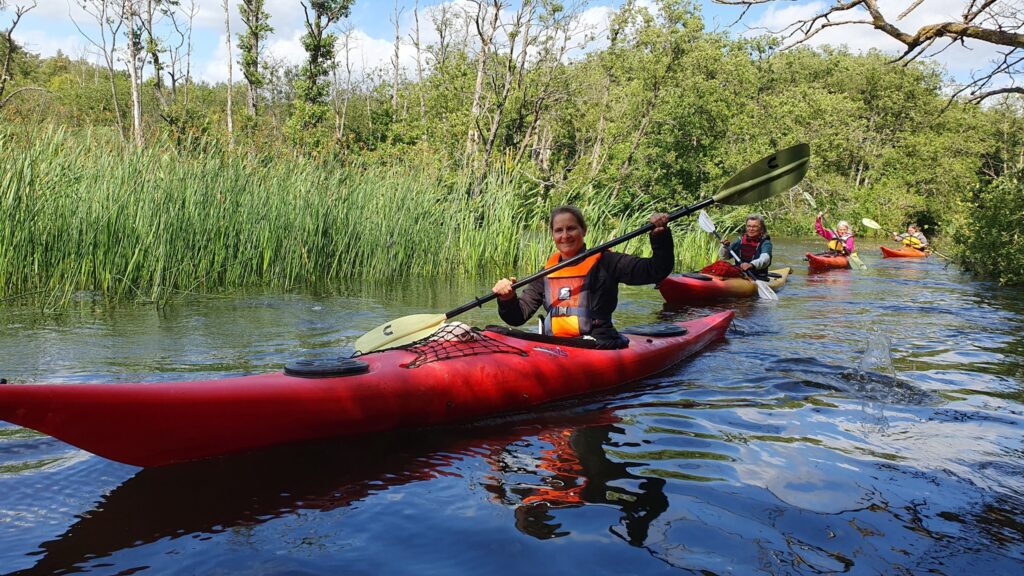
483,423,669,547
969,494,1024,550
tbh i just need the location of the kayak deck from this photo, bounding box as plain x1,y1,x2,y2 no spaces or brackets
0,311,733,467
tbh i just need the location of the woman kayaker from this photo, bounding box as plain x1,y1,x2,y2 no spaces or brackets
719,214,773,280
815,212,854,255
892,224,929,249
491,205,672,348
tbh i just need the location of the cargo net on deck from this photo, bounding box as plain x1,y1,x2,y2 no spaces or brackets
398,322,527,369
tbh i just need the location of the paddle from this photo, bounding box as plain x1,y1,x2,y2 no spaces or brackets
801,191,866,270
353,143,810,354
696,210,778,300
861,218,949,259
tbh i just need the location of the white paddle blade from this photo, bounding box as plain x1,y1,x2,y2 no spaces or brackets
755,280,779,301
802,191,816,208
354,313,447,354
861,218,881,230
697,210,716,234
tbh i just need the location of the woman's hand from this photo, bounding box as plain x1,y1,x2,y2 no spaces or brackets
492,277,517,301
817,211,823,219
739,262,753,271
649,212,669,234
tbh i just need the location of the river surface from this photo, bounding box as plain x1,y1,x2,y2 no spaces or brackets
1,239,1023,575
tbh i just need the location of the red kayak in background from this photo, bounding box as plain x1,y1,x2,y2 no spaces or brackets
657,268,791,305
0,311,733,467
805,252,849,271
881,246,928,258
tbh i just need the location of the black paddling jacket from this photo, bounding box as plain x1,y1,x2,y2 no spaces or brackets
498,230,674,341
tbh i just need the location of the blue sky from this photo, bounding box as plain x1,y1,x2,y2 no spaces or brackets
5,1,997,86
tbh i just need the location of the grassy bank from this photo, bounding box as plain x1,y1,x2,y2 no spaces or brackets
1,127,720,307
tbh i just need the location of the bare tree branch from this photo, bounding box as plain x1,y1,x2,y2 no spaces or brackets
715,0,1024,104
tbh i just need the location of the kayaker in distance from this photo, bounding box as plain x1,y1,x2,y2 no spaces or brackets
893,224,929,249
718,214,773,280
815,212,854,255
491,205,672,348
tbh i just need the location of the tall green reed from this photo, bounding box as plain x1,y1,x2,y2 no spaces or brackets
0,126,712,307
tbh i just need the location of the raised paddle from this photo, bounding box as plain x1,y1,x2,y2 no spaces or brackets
801,191,866,270
353,143,811,354
861,218,949,259
696,210,778,301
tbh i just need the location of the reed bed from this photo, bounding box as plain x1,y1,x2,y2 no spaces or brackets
0,127,714,307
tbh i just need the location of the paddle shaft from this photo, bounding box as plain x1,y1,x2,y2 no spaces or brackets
445,198,716,318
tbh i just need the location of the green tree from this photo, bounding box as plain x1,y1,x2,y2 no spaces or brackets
287,0,352,151
238,0,273,116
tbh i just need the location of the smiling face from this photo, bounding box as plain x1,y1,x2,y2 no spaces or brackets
551,212,586,258
837,223,850,236
907,225,918,234
745,219,763,240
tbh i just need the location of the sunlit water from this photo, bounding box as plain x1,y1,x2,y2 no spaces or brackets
1,239,1022,575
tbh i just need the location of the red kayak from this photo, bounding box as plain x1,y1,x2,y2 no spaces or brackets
0,311,733,467
881,245,928,258
658,268,791,304
806,252,849,271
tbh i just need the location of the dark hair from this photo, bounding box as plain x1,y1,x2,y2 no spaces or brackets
549,205,587,232
746,214,767,234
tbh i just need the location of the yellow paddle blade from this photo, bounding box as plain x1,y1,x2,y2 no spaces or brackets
849,252,868,270
354,313,447,355
861,218,882,230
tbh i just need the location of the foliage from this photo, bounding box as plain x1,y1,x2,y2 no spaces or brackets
0,0,1022,295
948,168,1024,285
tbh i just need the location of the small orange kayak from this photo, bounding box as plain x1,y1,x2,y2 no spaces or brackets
881,246,928,258
805,252,849,271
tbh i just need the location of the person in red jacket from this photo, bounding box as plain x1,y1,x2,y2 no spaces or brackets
491,205,672,348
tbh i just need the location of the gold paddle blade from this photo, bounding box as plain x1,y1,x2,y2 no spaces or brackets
353,313,447,355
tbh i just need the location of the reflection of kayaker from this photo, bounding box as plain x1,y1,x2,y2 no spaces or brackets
488,424,669,547
3,412,618,576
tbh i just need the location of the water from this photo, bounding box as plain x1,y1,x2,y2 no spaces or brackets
1,238,1022,575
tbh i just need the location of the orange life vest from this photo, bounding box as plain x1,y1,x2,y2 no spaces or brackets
542,251,602,337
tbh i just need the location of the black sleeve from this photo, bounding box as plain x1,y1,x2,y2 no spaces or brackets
604,229,675,285
497,273,545,327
